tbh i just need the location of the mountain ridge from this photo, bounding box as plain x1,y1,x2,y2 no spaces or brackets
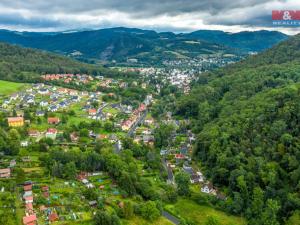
0,28,289,64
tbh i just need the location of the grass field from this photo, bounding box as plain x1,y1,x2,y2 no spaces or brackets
165,198,246,225
123,216,173,225
0,80,26,95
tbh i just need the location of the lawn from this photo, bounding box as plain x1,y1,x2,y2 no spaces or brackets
123,216,174,225
165,198,246,225
0,80,26,95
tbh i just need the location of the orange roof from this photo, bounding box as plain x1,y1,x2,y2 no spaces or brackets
7,117,23,123
48,117,60,123
89,109,97,114
23,214,36,225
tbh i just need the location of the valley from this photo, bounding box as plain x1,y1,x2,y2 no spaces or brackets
0,74,245,225
0,24,298,225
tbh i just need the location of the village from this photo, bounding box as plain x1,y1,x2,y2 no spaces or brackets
0,73,225,225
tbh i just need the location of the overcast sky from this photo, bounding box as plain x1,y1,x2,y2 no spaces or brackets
0,0,299,34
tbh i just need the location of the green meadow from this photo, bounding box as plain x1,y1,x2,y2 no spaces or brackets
0,80,26,95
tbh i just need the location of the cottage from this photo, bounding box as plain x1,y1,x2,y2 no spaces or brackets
23,214,37,225
201,183,216,195
21,141,29,147
89,108,97,116
48,105,58,112
28,129,40,138
8,117,24,127
40,101,49,107
46,128,58,140
48,117,60,125
0,168,11,178
38,88,49,95
71,95,80,102
26,98,35,104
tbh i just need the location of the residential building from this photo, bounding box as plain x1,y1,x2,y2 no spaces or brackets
8,117,24,127
0,168,11,178
48,117,60,125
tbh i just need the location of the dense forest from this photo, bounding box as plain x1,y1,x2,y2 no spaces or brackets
0,42,131,82
175,34,300,224
0,28,241,65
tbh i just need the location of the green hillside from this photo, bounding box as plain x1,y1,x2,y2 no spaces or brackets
0,28,244,65
0,42,125,82
0,80,26,95
175,34,300,224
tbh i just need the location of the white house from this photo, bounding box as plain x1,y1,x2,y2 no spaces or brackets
201,183,216,195
40,101,49,107
21,141,29,147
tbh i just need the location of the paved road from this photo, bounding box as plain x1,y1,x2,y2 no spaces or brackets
127,110,147,137
162,211,180,225
162,158,175,185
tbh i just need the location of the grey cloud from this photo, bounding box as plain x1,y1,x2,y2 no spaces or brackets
0,0,294,31
0,0,279,16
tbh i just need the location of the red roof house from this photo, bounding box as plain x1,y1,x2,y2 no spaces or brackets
23,214,37,225
175,154,185,159
48,117,60,125
49,213,59,222
89,108,97,115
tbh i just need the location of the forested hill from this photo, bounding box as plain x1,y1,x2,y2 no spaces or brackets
184,30,288,52
0,28,288,65
233,33,300,67
175,34,300,224
0,42,125,82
